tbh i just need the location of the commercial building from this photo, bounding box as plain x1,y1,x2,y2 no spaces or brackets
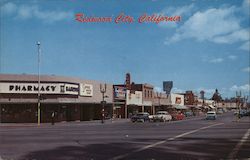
153,92,171,114
113,83,155,118
0,74,113,123
1,73,203,123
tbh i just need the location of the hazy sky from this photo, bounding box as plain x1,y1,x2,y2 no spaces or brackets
0,0,249,99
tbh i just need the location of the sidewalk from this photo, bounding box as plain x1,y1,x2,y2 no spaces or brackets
0,118,130,127
232,116,250,123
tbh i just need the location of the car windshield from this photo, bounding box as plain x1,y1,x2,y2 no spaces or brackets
207,113,215,115
137,113,146,116
157,112,167,115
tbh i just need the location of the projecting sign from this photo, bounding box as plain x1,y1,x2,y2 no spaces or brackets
79,84,93,97
114,86,126,99
0,82,79,95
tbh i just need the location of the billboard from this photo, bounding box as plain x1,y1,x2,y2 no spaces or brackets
171,93,184,106
126,90,142,105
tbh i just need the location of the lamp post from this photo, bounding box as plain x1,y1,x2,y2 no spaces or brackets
37,41,41,126
100,83,107,124
236,91,241,121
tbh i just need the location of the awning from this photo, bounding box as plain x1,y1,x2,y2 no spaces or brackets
208,105,215,109
174,105,188,110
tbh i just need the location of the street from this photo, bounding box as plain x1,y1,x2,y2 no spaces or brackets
0,112,249,160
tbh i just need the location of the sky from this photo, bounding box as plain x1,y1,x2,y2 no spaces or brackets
0,0,249,99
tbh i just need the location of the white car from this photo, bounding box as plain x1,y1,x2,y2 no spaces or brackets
152,111,172,122
206,111,217,120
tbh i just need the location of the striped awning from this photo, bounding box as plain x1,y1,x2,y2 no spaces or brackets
174,105,188,110
208,105,215,109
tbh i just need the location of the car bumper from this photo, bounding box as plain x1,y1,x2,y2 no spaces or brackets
206,116,216,120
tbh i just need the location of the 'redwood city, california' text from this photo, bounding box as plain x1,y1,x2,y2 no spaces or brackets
75,13,181,24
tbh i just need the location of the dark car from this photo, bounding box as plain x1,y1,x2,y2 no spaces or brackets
239,109,248,117
131,112,150,123
246,110,250,116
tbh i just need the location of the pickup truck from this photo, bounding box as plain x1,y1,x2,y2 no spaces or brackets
152,111,172,122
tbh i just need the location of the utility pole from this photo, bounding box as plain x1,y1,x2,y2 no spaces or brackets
37,41,41,126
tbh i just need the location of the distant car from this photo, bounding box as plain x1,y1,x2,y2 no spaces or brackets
171,112,185,121
206,111,217,120
184,111,194,117
131,112,150,123
234,111,238,115
216,109,224,114
239,110,248,117
234,110,248,117
246,110,250,116
152,111,172,122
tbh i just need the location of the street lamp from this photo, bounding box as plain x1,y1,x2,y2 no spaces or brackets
156,92,161,113
100,83,107,123
236,91,241,121
37,41,41,126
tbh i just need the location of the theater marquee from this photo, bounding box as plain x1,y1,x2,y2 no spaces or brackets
0,82,79,95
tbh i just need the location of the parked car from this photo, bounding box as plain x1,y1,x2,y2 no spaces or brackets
152,111,172,122
206,111,217,120
131,112,150,123
171,112,185,121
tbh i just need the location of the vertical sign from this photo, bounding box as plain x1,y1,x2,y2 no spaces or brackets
163,81,173,94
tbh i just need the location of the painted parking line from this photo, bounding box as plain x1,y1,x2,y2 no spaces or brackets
110,123,224,160
227,128,250,159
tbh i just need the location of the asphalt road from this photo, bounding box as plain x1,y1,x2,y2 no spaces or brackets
0,112,249,160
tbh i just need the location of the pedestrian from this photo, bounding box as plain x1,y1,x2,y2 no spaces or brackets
51,111,55,125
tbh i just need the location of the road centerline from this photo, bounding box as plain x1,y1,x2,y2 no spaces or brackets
110,123,224,160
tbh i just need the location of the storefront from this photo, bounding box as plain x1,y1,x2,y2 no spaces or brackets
126,90,143,117
153,92,171,114
0,74,113,123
